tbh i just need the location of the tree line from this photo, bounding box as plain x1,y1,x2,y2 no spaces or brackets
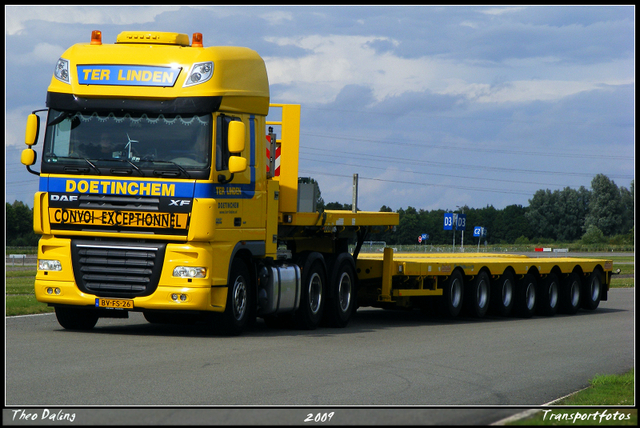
5,200,40,247
5,174,634,247
318,174,634,246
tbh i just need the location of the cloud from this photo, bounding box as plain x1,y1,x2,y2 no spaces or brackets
479,6,527,16
12,42,65,66
264,34,438,103
441,79,604,104
5,5,180,35
264,33,632,107
259,10,294,25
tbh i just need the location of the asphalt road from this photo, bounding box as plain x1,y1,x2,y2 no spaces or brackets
4,288,634,425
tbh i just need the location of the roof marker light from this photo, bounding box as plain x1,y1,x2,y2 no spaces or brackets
91,30,102,45
192,33,203,48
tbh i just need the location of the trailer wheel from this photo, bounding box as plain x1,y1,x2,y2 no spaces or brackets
490,271,514,316
581,269,602,311
218,259,254,336
324,254,356,328
560,272,581,314
465,271,490,318
536,273,559,316
294,256,326,330
55,307,99,330
439,270,464,318
514,273,537,318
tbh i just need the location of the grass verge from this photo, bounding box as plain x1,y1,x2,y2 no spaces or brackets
5,267,54,316
507,370,636,425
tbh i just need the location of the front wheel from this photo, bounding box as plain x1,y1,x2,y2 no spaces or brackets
218,259,255,336
55,307,99,330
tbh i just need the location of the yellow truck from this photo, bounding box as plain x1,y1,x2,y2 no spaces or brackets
21,30,613,335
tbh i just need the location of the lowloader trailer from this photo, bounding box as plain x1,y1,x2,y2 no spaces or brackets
20,30,613,335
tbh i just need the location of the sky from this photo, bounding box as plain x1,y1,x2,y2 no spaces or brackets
4,5,635,214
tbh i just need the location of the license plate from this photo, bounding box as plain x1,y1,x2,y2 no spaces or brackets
95,298,134,309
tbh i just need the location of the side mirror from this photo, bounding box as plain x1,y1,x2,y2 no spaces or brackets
228,156,247,174
227,121,245,153
21,148,37,166
25,113,40,146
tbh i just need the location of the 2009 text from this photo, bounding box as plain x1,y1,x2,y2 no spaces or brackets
304,412,335,423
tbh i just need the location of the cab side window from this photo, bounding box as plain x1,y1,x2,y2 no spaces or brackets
216,115,241,171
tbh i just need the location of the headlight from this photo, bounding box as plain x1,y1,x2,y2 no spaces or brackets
54,58,70,83
39,259,62,271
173,266,206,278
183,62,213,87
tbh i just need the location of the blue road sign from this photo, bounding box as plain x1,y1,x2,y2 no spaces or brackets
456,214,466,231
473,226,486,237
444,213,454,230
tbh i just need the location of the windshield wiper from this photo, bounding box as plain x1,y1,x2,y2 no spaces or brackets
49,154,145,176
149,160,191,178
46,154,101,175
83,158,101,174
104,158,145,176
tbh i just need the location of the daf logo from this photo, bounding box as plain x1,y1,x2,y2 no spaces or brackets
169,199,191,207
50,195,78,202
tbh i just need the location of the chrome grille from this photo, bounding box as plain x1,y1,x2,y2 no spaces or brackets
78,194,160,211
71,240,166,298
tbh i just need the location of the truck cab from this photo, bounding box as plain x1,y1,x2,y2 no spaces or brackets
22,30,399,335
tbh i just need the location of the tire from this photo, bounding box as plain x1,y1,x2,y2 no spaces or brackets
218,259,255,336
439,269,464,318
581,269,602,310
514,273,537,318
560,272,581,315
490,271,514,316
55,307,99,330
324,253,356,328
464,271,490,318
536,273,560,316
293,254,326,330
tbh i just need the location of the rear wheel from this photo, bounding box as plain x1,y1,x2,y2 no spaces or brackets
293,254,326,330
218,259,254,336
55,307,99,330
464,271,490,318
490,271,514,316
581,269,602,310
536,273,559,316
560,272,582,314
324,254,356,328
439,270,464,318
514,273,537,318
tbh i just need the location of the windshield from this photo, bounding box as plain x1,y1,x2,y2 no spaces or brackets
42,109,212,178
